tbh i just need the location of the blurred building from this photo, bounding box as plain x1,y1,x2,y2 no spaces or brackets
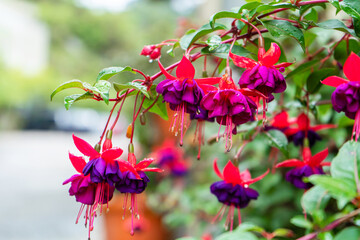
0,0,49,76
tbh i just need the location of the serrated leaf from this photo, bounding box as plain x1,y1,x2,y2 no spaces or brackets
209,11,242,28
306,68,337,94
340,0,360,20
260,20,305,50
264,130,289,158
96,66,135,82
290,215,313,229
317,19,356,36
201,44,251,59
180,23,227,50
308,175,357,201
113,82,150,98
301,185,331,214
50,80,84,101
64,92,94,110
94,80,111,104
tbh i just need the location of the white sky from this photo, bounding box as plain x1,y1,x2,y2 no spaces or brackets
76,0,136,12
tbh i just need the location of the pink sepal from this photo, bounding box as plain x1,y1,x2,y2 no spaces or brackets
69,152,86,173
158,60,176,80
223,161,241,185
72,134,99,158
117,160,141,179
297,113,310,131
276,159,304,168
243,169,269,185
229,52,257,69
309,148,328,167
196,77,221,85
142,168,163,172
135,158,154,170
274,62,293,68
260,43,281,67
102,148,123,162
311,124,337,132
176,56,195,80
321,76,348,87
213,158,224,180
344,52,360,82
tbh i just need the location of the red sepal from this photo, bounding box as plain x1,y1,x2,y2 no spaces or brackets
158,60,176,80
321,76,348,87
297,113,310,131
117,160,141,179
223,161,241,185
72,134,100,158
240,88,267,98
176,56,195,80
320,162,331,167
276,159,304,168
229,52,257,69
142,167,163,172
274,62,293,68
135,158,154,170
239,169,252,182
344,52,360,82
272,111,290,129
309,148,328,167
195,77,221,85
213,158,224,180
311,124,337,132
102,148,123,162
260,43,281,67
198,84,218,93
243,169,269,185
69,152,86,173
302,147,312,162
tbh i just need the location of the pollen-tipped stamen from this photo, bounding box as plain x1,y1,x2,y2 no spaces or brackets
352,109,360,142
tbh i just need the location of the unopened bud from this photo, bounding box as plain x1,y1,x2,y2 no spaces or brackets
126,124,132,138
128,143,134,154
149,47,161,60
140,45,156,56
94,143,101,153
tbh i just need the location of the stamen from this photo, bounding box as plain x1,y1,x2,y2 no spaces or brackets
230,205,234,231
237,207,242,225
123,193,129,220
76,204,85,224
352,109,360,142
130,194,135,236
212,204,226,223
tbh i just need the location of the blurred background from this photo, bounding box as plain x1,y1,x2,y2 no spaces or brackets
0,0,349,240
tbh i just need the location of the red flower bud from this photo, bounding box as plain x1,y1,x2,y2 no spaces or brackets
140,45,161,60
140,45,156,56
102,138,112,151
149,47,161,60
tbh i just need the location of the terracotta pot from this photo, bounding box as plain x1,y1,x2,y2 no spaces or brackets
104,193,172,240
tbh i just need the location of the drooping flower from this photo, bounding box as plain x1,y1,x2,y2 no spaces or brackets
115,152,162,236
64,145,115,239
151,139,189,176
230,43,292,112
156,56,220,146
276,148,330,189
268,111,292,131
211,159,269,230
322,52,360,141
201,73,263,150
72,135,123,185
284,113,336,147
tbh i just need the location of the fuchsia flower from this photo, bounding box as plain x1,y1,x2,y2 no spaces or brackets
156,56,220,146
115,152,162,236
74,135,124,185
201,73,263,150
152,139,189,176
284,113,336,147
140,45,162,60
276,148,330,189
230,43,291,105
322,52,360,141
211,159,269,230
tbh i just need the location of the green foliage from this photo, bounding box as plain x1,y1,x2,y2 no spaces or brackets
263,130,289,158
96,66,135,82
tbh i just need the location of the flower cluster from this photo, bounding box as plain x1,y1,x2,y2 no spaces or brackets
63,135,162,237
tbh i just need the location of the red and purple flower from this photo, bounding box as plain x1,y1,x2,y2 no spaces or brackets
201,73,262,150
156,56,220,145
230,43,292,103
322,52,360,141
211,159,269,230
276,148,330,189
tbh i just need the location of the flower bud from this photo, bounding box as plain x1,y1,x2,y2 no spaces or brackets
140,45,161,60
126,124,132,138
140,45,155,56
149,47,161,60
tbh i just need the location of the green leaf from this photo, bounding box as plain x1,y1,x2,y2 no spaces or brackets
240,2,262,13
94,80,111,104
317,19,356,36
286,60,319,79
215,231,258,240
96,66,135,82
142,85,168,120
260,20,305,50
306,68,337,94
264,130,289,158
304,8,318,22
334,39,360,63
301,185,331,214
257,3,295,13
290,215,313,229
273,228,294,238
206,35,222,51
113,82,150,98
50,80,84,101
334,227,360,240
201,44,251,59
308,175,357,201
64,92,94,110
167,42,180,57
331,141,360,185
209,11,242,28
329,0,341,12
340,0,360,20
180,23,227,50
354,18,360,38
